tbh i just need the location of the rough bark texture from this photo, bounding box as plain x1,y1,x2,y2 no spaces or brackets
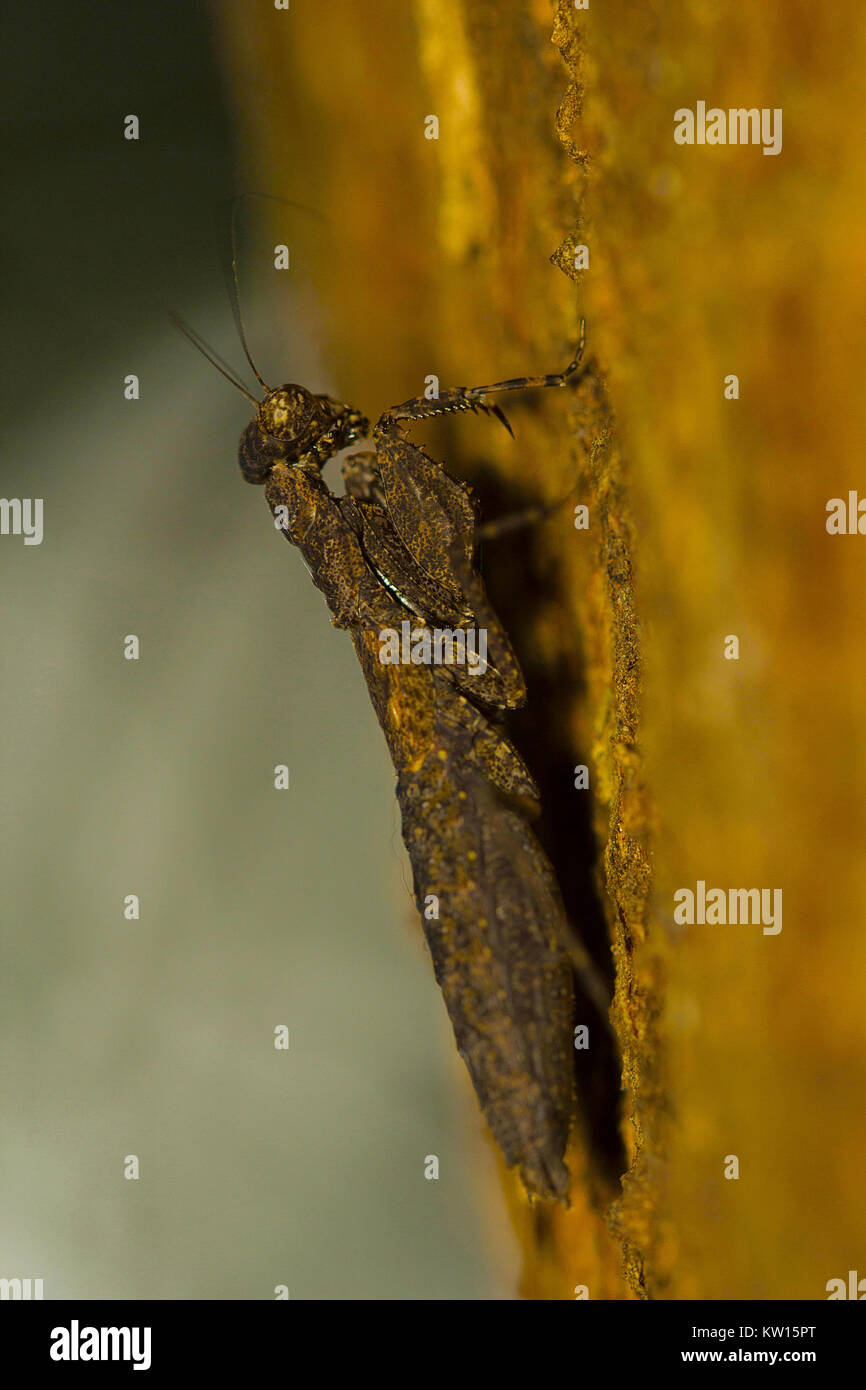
214,0,866,1300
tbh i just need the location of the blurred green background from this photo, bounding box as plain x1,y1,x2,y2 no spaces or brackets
0,0,512,1298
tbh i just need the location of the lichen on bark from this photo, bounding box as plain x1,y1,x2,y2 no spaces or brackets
214,0,866,1301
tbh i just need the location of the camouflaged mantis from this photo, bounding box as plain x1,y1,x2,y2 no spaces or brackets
174,306,587,1201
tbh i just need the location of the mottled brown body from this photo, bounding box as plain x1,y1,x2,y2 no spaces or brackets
393,714,575,1200
208,338,585,1201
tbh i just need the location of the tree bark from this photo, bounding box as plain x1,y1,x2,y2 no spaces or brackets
214,0,866,1300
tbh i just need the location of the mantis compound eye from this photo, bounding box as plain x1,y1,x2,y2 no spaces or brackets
238,418,283,483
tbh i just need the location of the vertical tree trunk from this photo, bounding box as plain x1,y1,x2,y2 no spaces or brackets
214,0,866,1300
